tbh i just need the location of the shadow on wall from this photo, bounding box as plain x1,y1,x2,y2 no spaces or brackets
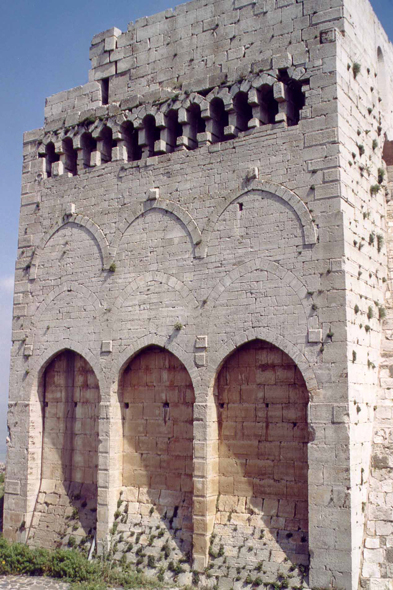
28,350,99,550
116,346,195,566
212,340,309,575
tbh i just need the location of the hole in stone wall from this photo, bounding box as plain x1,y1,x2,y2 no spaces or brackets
166,109,183,152
258,85,278,125
143,115,161,157
233,91,253,132
377,46,388,109
62,137,77,176
101,78,109,105
81,132,97,168
210,97,229,143
121,121,141,162
188,103,206,149
278,70,307,126
45,142,59,178
238,202,243,211
383,140,393,166
99,125,114,163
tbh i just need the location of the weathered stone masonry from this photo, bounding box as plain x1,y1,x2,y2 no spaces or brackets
5,0,393,588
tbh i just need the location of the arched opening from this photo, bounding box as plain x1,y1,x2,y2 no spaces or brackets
258,85,278,125
100,78,109,106
28,350,100,550
142,115,160,158
81,132,97,168
45,142,59,178
233,91,253,132
285,80,306,126
377,46,388,109
117,346,194,568
166,109,183,152
188,103,206,149
210,98,229,143
278,71,307,126
211,340,309,585
121,121,141,162
99,125,115,163
62,137,77,176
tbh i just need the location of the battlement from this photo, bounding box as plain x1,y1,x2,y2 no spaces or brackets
44,0,345,125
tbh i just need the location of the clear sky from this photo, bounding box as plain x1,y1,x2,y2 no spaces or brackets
0,0,392,461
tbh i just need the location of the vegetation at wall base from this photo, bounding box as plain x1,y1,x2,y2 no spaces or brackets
0,537,163,589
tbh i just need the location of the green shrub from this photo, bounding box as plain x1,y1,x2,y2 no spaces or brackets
353,62,361,78
71,582,107,590
0,537,161,589
0,539,49,576
50,549,99,581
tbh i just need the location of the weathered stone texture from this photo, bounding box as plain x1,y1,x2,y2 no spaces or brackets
5,0,393,588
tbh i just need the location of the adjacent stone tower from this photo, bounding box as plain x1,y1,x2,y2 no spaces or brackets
5,0,393,588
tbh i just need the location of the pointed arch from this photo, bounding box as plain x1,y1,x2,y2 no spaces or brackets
198,180,317,257
32,282,102,327
29,340,103,394
113,199,202,258
29,214,112,277
115,335,201,395
206,256,310,312
207,328,318,397
113,270,198,311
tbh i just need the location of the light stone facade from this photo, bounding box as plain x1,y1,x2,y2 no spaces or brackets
5,0,393,588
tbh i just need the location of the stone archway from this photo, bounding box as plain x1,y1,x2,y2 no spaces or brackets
209,339,309,587
28,349,100,550
115,345,195,573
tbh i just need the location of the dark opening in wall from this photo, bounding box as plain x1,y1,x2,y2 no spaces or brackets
210,97,229,142
377,47,388,108
100,126,114,163
81,132,97,168
198,87,214,97
188,103,206,149
383,140,393,166
121,121,142,162
45,142,59,178
166,109,183,152
233,91,253,132
143,115,160,157
62,137,77,176
278,70,307,126
258,85,278,125
101,78,109,105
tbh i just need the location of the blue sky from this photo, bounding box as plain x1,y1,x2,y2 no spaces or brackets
0,0,392,461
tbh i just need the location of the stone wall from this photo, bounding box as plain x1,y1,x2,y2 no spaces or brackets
5,0,393,588
211,340,308,586
120,346,194,560
28,350,99,549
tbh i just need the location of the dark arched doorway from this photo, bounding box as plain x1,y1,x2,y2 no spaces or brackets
117,346,195,569
211,340,309,585
28,350,100,550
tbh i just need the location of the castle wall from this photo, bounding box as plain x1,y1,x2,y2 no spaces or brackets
335,0,393,586
6,0,393,588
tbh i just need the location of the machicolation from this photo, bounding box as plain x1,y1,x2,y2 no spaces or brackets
40,71,307,178
5,0,393,589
